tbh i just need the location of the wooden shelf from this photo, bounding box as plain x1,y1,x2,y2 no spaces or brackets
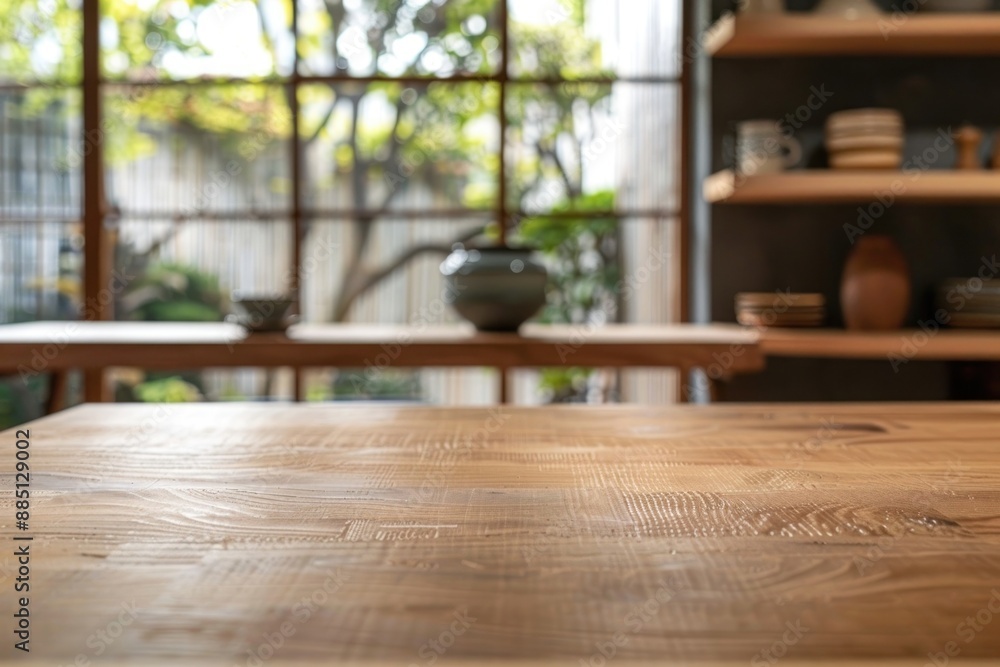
0,321,765,372
707,12,1000,57
758,327,1000,361
704,169,1000,204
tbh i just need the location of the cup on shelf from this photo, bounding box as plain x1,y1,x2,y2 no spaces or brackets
735,120,802,176
229,291,298,333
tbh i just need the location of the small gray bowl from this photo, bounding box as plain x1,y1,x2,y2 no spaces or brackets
231,292,295,332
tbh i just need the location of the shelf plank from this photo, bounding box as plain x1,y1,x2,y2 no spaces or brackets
0,321,765,372
707,12,1000,57
758,327,1000,361
704,169,1000,204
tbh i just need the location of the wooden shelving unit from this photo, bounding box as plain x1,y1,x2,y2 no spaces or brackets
704,169,1000,204
706,12,1000,57
758,327,1000,361
701,9,1000,387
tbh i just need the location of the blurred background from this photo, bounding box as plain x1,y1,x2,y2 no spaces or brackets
0,0,682,426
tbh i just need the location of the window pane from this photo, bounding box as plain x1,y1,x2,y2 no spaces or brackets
111,368,295,403
0,0,82,84
1,221,82,322
301,82,499,214
297,0,501,78
113,217,293,320
511,216,678,406
300,217,489,323
103,85,291,216
297,216,499,405
506,82,678,215
512,215,622,326
302,367,497,404
107,216,294,406
1,89,81,221
99,0,293,81
0,89,82,323
509,0,680,80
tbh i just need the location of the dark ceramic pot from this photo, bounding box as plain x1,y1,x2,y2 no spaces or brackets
441,246,548,332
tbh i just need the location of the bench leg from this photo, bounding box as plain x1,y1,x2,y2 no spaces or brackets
46,371,69,414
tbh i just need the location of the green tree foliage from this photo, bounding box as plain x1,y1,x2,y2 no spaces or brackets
119,262,226,322
0,0,81,83
5,0,623,403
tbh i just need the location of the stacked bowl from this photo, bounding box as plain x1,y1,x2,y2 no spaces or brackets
735,292,826,328
938,278,1000,328
825,108,904,170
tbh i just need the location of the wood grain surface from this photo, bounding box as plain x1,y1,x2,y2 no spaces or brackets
2,403,1000,666
0,321,763,372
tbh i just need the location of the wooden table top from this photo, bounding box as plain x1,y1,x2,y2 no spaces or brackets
0,321,763,372
2,402,1000,666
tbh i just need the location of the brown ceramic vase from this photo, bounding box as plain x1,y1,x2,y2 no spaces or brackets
840,235,910,330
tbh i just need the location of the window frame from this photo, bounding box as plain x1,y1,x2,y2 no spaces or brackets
61,0,686,400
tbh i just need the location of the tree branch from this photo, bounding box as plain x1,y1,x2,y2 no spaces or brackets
302,97,339,148
540,141,579,199
332,225,486,321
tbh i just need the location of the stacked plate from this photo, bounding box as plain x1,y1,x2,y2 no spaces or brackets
735,292,826,328
938,278,1000,328
825,108,904,170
